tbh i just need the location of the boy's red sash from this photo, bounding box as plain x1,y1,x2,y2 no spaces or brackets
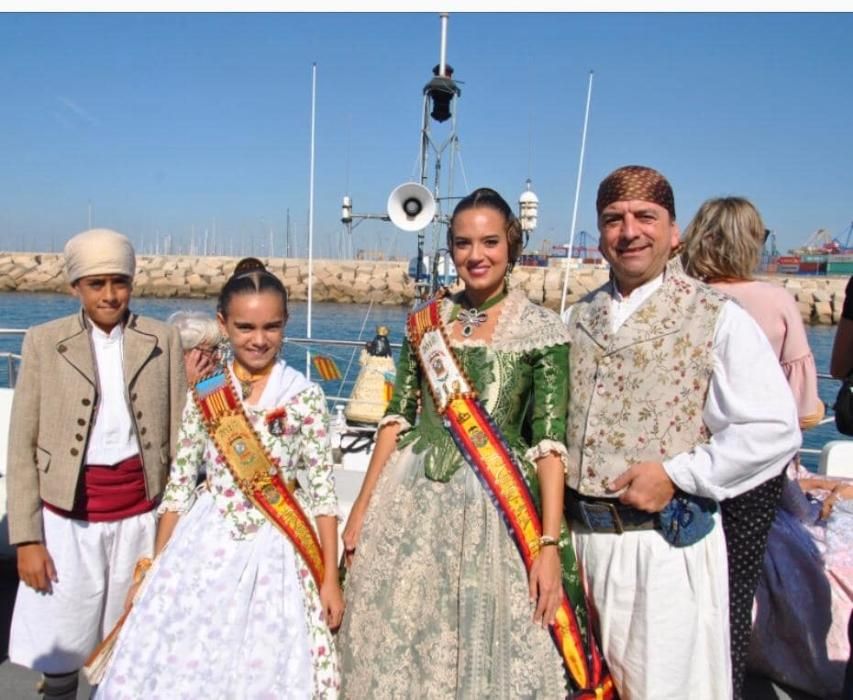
194,370,325,588
407,297,614,699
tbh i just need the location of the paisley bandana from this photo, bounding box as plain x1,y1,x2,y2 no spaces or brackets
596,164,676,219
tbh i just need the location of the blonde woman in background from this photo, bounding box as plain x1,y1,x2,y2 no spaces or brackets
681,197,853,698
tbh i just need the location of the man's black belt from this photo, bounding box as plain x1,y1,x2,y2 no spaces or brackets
564,488,660,534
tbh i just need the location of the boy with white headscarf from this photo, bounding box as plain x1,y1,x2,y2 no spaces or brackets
6,228,186,699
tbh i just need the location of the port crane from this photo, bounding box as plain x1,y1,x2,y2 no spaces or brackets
794,223,853,255
839,221,853,252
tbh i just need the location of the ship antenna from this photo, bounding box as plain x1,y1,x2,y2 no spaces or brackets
560,69,595,316
439,12,448,78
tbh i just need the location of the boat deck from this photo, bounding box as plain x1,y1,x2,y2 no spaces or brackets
0,565,819,700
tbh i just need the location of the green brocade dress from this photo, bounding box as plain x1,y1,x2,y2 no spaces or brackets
338,291,580,699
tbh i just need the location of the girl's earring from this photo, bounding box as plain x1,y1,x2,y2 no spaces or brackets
277,324,286,360
217,339,233,367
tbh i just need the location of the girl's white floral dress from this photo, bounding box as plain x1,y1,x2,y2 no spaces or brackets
96,360,341,699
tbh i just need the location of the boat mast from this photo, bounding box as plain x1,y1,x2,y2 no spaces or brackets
416,12,461,299
560,70,594,316
285,208,291,257
307,62,317,378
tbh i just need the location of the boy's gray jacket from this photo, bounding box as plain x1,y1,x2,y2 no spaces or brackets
6,310,187,544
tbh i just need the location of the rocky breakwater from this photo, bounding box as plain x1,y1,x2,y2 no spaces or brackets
0,251,848,325
0,253,414,305
759,274,849,326
0,252,613,310
509,264,610,310
541,268,848,325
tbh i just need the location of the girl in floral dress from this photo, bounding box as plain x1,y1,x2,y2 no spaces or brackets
96,258,343,699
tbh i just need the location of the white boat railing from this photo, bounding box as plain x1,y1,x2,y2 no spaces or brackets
0,328,402,404
1,352,20,388
0,332,850,477
799,372,841,457
0,326,844,426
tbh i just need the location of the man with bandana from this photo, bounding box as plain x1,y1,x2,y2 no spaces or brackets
561,165,801,699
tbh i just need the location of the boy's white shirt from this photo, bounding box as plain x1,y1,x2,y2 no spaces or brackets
84,322,140,465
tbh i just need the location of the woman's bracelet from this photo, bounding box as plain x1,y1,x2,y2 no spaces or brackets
538,534,559,548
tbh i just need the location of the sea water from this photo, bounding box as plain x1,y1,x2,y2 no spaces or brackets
0,291,846,471
0,291,408,412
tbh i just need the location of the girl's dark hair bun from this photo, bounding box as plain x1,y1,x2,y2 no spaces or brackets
233,257,267,277
217,257,289,316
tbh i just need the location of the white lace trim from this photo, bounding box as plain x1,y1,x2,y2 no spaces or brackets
377,414,412,432
308,502,343,521
441,290,570,353
157,484,201,516
524,439,570,476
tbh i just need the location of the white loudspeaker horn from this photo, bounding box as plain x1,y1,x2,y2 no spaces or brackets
387,182,436,232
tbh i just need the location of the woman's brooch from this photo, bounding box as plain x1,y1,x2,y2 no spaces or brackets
456,308,488,337
265,407,287,436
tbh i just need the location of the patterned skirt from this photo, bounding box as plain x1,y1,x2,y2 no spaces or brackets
95,490,339,699
720,471,785,699
337,444,567,699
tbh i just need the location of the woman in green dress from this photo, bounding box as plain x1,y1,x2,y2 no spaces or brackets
338,188,599,698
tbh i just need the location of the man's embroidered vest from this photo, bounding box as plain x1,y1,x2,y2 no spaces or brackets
566,267,728,496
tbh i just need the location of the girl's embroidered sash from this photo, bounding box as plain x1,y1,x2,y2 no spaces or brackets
194,370,325,588
406,298,614,698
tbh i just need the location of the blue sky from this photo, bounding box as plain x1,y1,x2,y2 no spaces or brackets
1,12,852,259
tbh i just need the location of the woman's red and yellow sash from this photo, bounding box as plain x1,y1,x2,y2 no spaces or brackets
194,370,325,589
407,297,614,699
